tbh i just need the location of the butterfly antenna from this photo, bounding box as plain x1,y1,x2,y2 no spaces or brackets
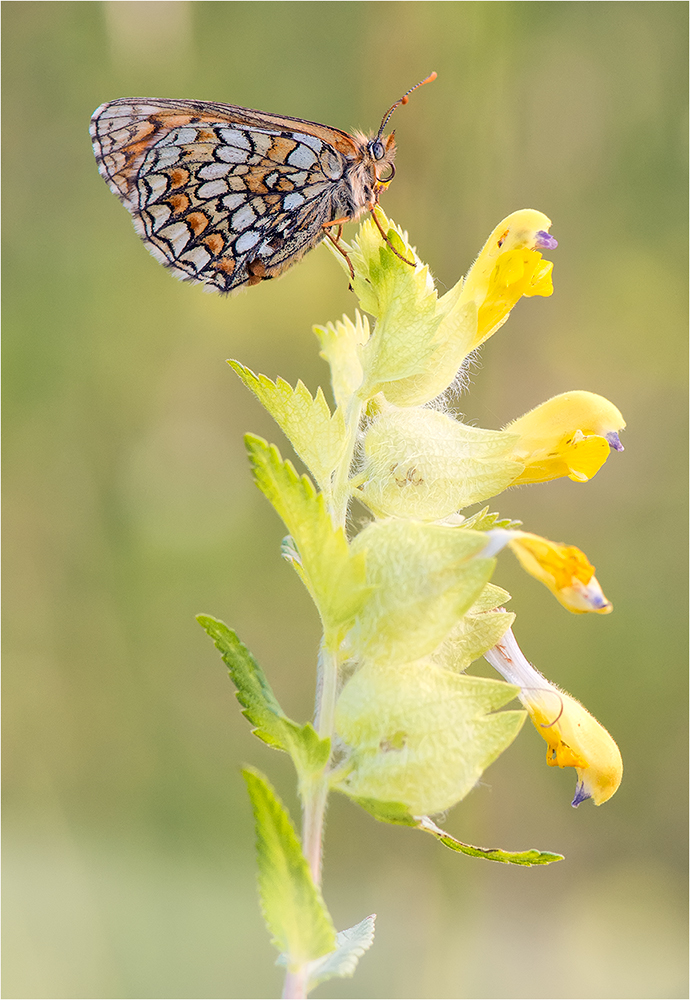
376,71,437,139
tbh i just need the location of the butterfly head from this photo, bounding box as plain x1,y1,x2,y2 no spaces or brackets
367,132,397,187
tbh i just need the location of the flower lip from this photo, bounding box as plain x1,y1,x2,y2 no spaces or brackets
605,430,625,452
507,531,613,615
571,780,591,807
484,627,623,806
534,230,558,250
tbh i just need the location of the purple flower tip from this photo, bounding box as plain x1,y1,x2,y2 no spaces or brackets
605,431,624,452
535,230,558,250
571,781,591,808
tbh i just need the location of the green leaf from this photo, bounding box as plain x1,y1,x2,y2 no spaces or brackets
349,520,495,665
243,769,337,970
336,780,562,866
305,914,376,990
245,435,371,636
197,616,330,776
460,506,523,531
313,312,368,412
338,795,417,826
432,584,515,671
229,361,347,493
417,816,564,866
340,216,444,400
333,660,525,815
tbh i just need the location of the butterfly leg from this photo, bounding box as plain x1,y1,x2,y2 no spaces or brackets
370,206,416,268
322,220,355,280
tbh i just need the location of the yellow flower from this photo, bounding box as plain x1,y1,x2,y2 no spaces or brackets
508,531,612,614
504,390,625,484
484,626,622,805
459,209,557,350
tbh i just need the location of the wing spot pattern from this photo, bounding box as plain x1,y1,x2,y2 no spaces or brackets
231,204,257,231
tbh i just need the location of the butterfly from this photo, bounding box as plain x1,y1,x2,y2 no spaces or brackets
90,74,436,294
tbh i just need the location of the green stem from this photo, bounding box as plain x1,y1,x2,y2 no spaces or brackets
331,397,363,529
301,640,338,882
282,399,361,999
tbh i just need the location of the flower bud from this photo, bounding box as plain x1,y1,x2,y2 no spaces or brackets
508,532,612,614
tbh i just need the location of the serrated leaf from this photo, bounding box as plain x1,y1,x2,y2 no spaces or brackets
305,914,376,990
461,506,523,531
243,769,337,970
349,520,495,665
418,816,564,866
335,789,562,866
326,215,447,399
334,660,525,815
314,312,368,411
338,795,417,826
197,616,330,776
229,361,347,493
432,584,515,671
245,436,371,636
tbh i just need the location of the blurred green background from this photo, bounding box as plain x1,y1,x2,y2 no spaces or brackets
3,2,687,998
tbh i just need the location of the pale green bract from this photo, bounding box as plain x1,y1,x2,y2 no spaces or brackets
333,660,525,815
359,406,523,519
277,914,377,991
313,311,368,411
431,583,516,672
348,519,495,665
326,213,482,407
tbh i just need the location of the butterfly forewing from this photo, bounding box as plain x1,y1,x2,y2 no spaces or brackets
90,98,373,293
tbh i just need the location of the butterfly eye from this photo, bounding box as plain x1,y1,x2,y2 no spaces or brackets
369,139,386,161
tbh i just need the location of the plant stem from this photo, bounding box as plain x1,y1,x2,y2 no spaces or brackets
282,968,309,1000
282,399,361,999
302,641,339,880
331,397,363,529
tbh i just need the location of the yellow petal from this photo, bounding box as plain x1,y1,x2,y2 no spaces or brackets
505,391,625,486
523,257,554,298
460,210,557,349
527,689,623,805
484,627,623,806
508,531,612,614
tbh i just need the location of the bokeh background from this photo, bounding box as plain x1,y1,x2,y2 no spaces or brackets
3,3,688,998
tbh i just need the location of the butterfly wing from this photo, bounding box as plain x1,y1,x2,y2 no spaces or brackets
91,98,365,293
